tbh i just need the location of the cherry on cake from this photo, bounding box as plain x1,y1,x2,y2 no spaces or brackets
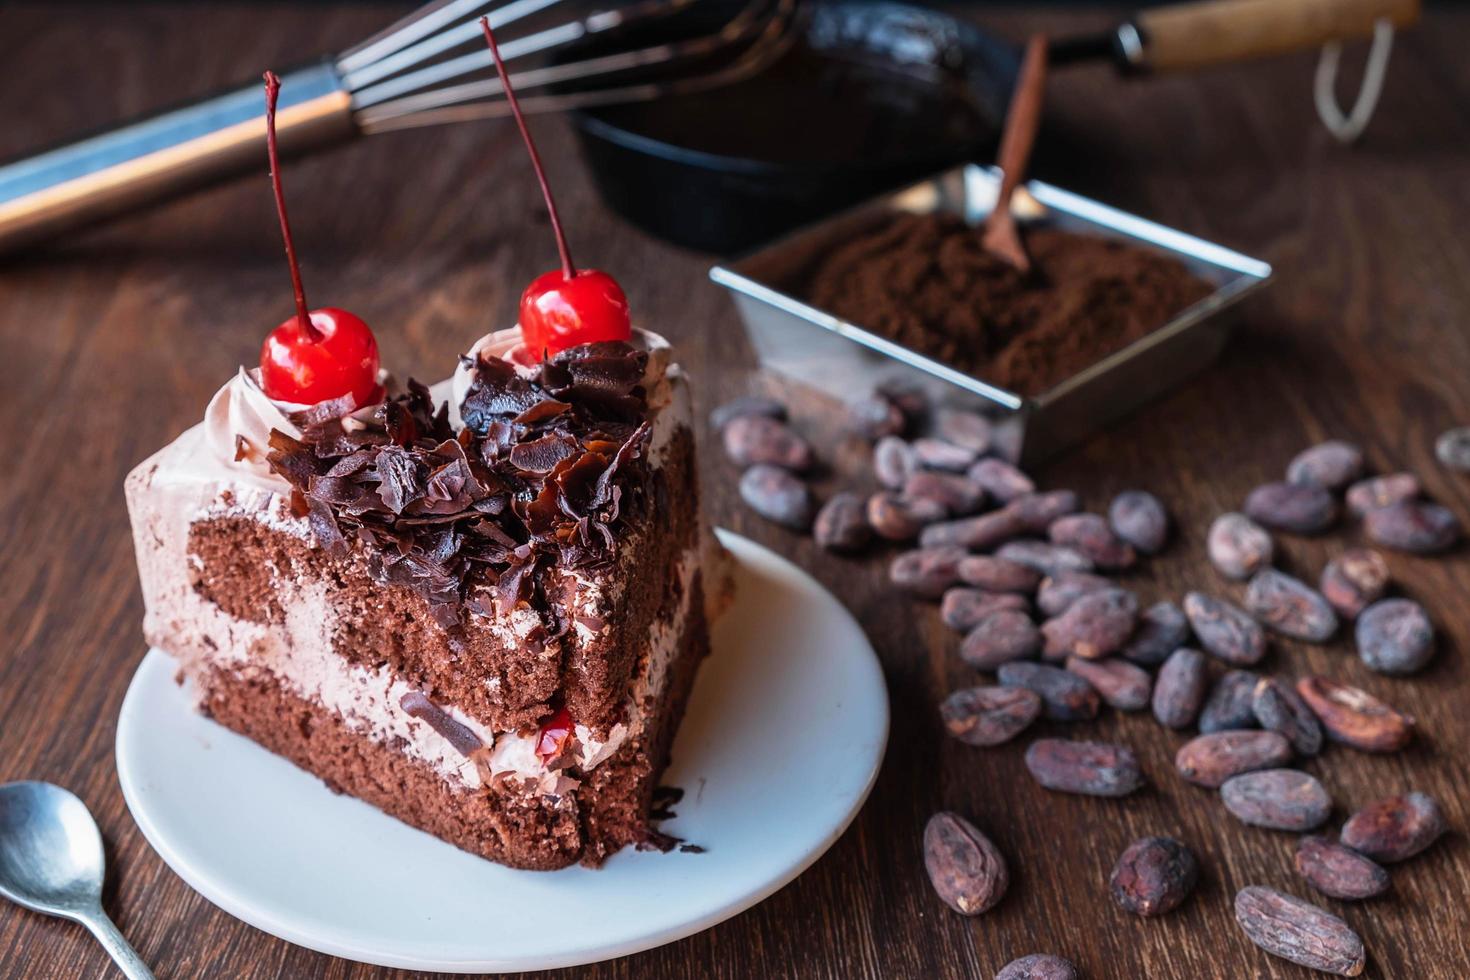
125,54,728,870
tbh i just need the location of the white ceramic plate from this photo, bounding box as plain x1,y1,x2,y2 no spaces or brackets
116,530,887,973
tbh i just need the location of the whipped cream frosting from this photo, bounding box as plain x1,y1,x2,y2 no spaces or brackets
202,367,391,488
203,368,305,483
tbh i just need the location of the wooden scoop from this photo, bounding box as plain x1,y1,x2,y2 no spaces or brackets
982,34,1049,273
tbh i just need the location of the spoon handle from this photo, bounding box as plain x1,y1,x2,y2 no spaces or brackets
79,908,156,980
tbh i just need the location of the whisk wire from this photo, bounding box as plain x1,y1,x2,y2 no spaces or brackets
339,0,551,75
349,1,676,110
359,0,798,132
354,0,791,126
341,0,568,91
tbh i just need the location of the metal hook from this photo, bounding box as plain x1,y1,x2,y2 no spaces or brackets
1314,18,1394,144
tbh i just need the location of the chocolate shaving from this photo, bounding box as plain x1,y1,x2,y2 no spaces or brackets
509,432,581,474
288,391,361,428
635,828,685,853
399,691,484,757
263,341,655,626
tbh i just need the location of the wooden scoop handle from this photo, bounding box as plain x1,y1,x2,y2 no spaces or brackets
1136,0,1419,72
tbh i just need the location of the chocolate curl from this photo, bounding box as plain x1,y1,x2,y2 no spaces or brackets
399,691,484,758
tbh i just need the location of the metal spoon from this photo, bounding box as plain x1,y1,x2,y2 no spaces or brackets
0,781,155,980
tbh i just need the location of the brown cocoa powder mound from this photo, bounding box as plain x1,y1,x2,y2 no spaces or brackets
804,211,1213,396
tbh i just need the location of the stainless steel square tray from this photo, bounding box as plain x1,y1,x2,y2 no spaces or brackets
709,164,1272,465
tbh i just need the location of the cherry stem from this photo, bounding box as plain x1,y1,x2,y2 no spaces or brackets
479,17,576,279
263,71,319,341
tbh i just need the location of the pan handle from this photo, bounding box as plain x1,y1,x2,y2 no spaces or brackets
1131,0,1419,72
0,62,355,257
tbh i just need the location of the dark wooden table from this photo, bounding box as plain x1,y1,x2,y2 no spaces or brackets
4,3,1470,977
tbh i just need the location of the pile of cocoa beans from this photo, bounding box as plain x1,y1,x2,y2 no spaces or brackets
714,389,1458,978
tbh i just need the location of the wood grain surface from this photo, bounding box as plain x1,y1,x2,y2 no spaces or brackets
3,3,1470,978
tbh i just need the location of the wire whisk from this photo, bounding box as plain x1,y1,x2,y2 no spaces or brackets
0,0,798,253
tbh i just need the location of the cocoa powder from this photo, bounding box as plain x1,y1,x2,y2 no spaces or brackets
803,212,1213,396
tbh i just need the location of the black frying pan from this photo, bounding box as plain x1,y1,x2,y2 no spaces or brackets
567,0,1417,254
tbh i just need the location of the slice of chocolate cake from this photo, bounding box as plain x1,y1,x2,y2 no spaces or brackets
127,328,729,869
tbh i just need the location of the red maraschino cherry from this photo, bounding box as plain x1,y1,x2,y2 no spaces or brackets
257,71,381,406
535,706,575,764
480,18,631,358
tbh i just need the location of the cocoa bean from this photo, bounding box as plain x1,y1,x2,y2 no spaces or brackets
1199,670,1261,733
995,955,1079,980
995,540,1094,577
813,492,871,553
935,408,993,454
867,492,946,542
904,471,986,516
941,588,1030,633
1319,548,1389,620
1294,836,1391,901
1356,598,1435,675
1287,440,1364,490
1346,472,1419,516
1109,836,1198,916
1434,426,1470,472
1065,656,1152,711
1184,592,1267,665
968,457,1035,504
1234,886,1366,976
1245,481,1337,534
1024,738,1144,797
1175,730,1292,788
1295,676,1414,752
1340,792,1446,863
710,395,785,431
847,394,906,440
1037,571,1113,617
1364,500,1460,553
873,436,917,490
1243,484,1325,533
940,686,1042,747
1207,512,1274,580
1048,513,1137,571
722,415,813,471
913,437,977,473
1122,601,1191,666
998,662,1100,721
1109,490,1169,554
1253,677,1323,756
1152,648,1208,729
739,465,815,530
1245,569,1338,643
1041,588,1138,660
1009,490,1080,533
889,546,967,599
923,812,1009,916
958,556,1041,594
920,508,1026,550
961,611,1042,670
1221,769,1331,830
